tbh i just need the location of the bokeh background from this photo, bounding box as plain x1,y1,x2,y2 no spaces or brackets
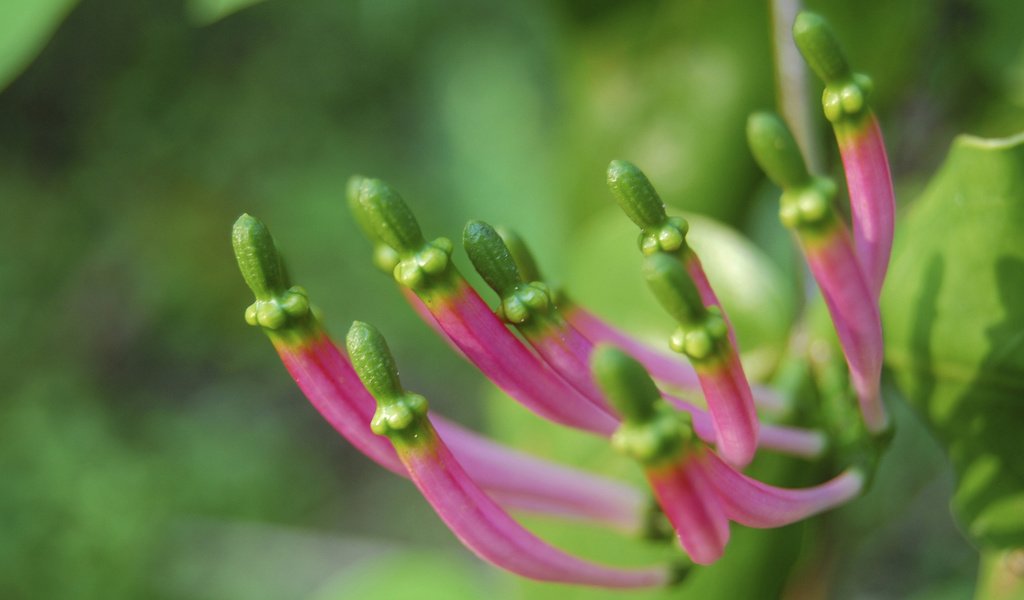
3,0,1023,598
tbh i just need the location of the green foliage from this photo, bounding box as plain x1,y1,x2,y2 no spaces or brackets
884,134,1024,549
0,0,76,91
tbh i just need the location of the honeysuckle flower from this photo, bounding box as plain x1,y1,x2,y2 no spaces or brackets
231,9,897,586
232,214,649,531
592,346,864,565
606,160,761,468
746,111,887,433
794,11,895,301
466,215,826,461
343,320,683,588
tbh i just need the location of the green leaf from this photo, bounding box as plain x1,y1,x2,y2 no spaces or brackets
0,0,77,92
883,133,1024,549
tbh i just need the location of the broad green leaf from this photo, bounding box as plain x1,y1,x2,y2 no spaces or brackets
883,133,1024,549
0,0,77,91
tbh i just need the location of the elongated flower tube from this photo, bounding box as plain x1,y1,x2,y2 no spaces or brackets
606,159,737,348
565,307,787,415
746,112,887,433
701,451,864,529
491,225,790,415
661,392,825,460
468,220,824,459
642,253,759,467
346,321,679,588
594,347,863,564
793,11,895,300
233,214,647,529
349,178,618,435
592,346,730,565
463,220,610,408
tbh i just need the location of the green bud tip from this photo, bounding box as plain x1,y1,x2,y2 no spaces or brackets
495,226,544,283
232,213,289,301
746,112,811,190
591,345,661,423
346,321,429,436
792,11,850,85
346,174,376,239
353,178,427,254
641,253,706,327
346,321,405,400
607,160,668,230
463,220,523,297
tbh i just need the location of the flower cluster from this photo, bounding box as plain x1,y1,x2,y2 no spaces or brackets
232,12,894,588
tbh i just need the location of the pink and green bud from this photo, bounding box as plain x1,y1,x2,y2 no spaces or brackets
464,220,611,409
348,323,679,588
350,180,618,434
792,12,873,130
591,346,730,564
793,12,895,298
607,159,691,258
234,214,647,528
233,214,316,345
746,113,888,433
607,160,739,349
642,253,759,467
351,177,456,293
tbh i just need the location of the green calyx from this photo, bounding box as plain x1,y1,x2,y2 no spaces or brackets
346,321,430,441
642,254,729,365
233,214,314,333
346,175,401,273
350,177,455,290
793,11,874,126
607,160,691,257
463,220,555,325
746,112,839,232
495,225,569,309
592,345,692,465
778,178,839,233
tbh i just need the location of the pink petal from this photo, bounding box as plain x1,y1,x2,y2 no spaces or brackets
400,427,673,588
801,226,887,432
427,279,618,434
278,334,644,529
646,453,731,565
692,355,759,468
837,114,895,300
702,451,863,528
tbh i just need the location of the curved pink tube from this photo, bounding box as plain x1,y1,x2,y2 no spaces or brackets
646,453,731,565
400,428,673,588
702,451,863,528
838,115,894,300
276,334,644,528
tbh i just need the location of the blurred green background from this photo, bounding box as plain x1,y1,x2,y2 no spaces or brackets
2,0,1023,598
